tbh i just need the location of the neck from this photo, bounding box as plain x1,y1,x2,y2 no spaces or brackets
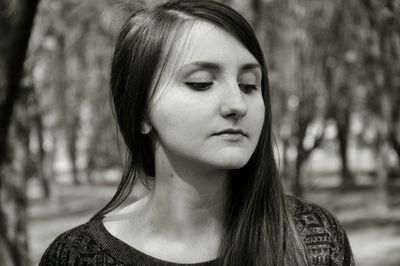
144,147,228,239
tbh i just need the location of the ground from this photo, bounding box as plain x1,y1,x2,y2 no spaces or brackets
28,178,400,266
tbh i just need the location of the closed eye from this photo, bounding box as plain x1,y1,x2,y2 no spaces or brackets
185,82,213,91
239,84,258,93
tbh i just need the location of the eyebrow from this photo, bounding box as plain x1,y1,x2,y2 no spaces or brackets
242,63,262,71
181,61,262,71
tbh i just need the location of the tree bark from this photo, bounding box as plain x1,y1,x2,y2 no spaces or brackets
10,98,31,266
0,0,40,265
0,0,40,167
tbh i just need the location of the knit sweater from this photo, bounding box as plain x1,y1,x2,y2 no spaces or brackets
39,197,355,266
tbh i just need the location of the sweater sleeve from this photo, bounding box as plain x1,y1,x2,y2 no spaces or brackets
39,228,74,266
289,196,355,266
39,223,121,266
322,207,355,266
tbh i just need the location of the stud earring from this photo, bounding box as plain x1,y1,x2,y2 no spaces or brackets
141,122,152,134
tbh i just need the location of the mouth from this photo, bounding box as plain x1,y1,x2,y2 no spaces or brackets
213,128,247,136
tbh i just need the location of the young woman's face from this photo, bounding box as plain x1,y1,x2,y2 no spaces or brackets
147,21,265,172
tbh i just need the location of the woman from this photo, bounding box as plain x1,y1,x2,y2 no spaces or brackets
40,0,354,265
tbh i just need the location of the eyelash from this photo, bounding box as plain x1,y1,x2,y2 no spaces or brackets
239,84,258,93
185,82,258,93
184,82,213,91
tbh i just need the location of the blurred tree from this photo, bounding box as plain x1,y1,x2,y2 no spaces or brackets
28,0,124,186
321,0,360,188
269,0,332,196
30,82,50,198
0,0,40,265
52,1,84,185
360,0,400,206
291,42,326,196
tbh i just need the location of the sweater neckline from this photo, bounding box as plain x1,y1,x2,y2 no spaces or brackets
87,216,220,265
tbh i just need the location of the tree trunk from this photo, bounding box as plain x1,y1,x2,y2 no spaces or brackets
54,33,81,185
293,147,305,197
362,0,399,208
388,91,400,159
31,86,51,198
0,0,40,265
66,114,80,185
86,157,95,184
0,212,14,265
334,102,355,188
48,129,58,182
389,127,400,160
292,116,325,196
0,0,39,166
292,118,307,197
375,129,390,211
86,128,99,184
10,101,31,266
281,137,290,180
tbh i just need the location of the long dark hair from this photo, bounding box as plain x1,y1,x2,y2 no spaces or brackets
94,0,310,265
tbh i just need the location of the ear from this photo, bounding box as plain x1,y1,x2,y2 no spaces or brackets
141,121,152,134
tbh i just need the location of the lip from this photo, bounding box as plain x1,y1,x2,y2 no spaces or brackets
213,128,247,136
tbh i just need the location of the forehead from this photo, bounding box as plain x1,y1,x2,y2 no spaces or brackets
164,20,259,72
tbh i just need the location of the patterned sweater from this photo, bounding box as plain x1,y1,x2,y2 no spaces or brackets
39,197,355,265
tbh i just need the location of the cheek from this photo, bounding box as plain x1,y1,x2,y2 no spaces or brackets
149,93,206,137
246,99,265,147
250,98,265,129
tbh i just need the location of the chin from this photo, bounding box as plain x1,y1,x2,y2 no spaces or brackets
210,155,251,170
209,147,254,169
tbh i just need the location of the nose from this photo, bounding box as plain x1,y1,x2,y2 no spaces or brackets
219,83,248,119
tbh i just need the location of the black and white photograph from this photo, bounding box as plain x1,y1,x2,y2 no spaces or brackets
0,0,399,265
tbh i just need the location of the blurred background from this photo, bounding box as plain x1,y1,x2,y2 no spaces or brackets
0,0,399,265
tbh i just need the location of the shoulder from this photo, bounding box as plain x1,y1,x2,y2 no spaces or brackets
287,195,355,266
288,195,342,232
39,219,119,266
